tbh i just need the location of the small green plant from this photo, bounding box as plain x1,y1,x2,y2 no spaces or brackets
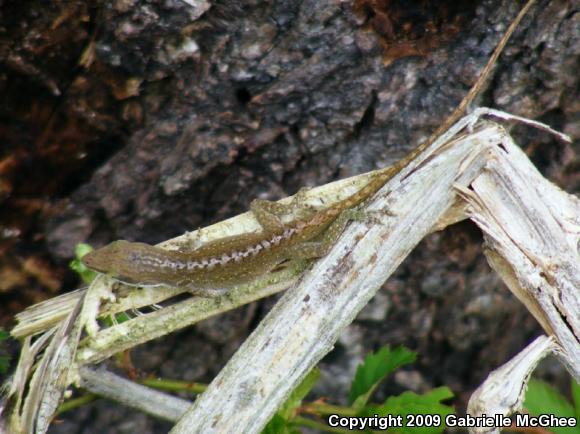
263,345,454,434
263,369,321,434
0,328,11,376
523,378,580,434
349,345,417,409
69,243,97,284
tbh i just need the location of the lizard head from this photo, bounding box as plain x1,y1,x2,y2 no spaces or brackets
81,240,160,285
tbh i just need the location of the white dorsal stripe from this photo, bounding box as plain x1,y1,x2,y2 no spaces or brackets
168,224,307,271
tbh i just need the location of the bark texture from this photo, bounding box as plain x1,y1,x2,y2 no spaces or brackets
0,0,577,432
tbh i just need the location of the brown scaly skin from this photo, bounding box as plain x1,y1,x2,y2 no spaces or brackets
81,160,407,296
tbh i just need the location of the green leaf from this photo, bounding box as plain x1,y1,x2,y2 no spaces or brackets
0,328,11,374
262,368,320,434
366,387,455,434
524,378,577,434
572,379,580,420
102,312,131,328
75,243,94,259
278,368,320,420
69,243,97,284
349,345,416,409
262,414,290,434
525,379,575,417
0,356,10,375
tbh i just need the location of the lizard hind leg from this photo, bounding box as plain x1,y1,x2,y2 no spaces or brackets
287,208,390,260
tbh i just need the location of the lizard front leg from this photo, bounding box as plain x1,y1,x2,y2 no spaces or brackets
286,208,372,260
250,199,286,232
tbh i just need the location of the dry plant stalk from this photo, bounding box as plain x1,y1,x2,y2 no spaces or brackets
168,111,577,434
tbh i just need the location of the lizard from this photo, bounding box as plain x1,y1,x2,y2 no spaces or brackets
81,0,536,296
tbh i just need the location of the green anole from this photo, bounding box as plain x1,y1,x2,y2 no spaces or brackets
81,0,536,296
